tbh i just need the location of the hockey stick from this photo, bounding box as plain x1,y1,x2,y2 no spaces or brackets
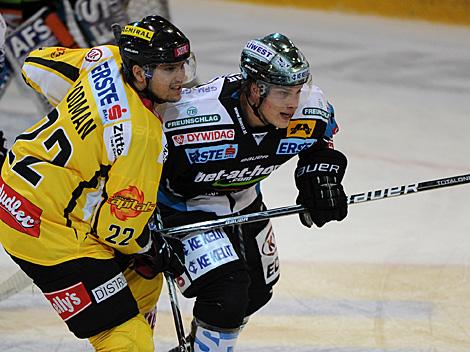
156,173,470,237
0,270,33,301
164,273,190,352
149,214,190,352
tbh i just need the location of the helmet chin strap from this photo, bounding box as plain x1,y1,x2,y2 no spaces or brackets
247,80,273,127
141,67,167,104
247,96,270,126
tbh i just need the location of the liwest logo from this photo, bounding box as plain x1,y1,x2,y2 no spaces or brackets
0,178,42,237
107,186,156,220
186,144,238,164
276,138,316,155
90,60,130,124
287,120,316,138
244,41,275,60
44,282,92,321
172,129,235,146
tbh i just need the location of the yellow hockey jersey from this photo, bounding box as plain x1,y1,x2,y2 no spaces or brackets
0,46,166,265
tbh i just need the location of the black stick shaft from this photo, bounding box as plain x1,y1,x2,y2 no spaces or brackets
157,173,470,237
164,273,188,350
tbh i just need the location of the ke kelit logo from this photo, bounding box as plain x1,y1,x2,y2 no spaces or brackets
165,114,221,129
186,144,238,164
182,229,238,281
0,179,42,237
85,47,103,62
107,186,156,220
287,119,316,138
276,138,316,155
302,107,331,120
44,282,92,321
172,129,235,146
174,43,189,58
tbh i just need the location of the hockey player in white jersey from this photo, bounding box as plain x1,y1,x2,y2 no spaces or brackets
158,33,348,351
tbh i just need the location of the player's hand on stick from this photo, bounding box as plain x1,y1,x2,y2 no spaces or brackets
132,233,185,279
295,148,348,228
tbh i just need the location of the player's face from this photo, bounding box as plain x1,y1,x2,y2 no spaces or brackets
259,84,303,128
150,61,186,102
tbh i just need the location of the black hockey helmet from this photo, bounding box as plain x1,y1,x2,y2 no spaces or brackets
240,33,310,89
116,15,191,74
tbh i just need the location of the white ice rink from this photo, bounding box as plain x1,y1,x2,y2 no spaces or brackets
1,0,470,350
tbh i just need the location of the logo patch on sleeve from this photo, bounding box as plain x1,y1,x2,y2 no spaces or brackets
107,186,156,220
287,120,316,138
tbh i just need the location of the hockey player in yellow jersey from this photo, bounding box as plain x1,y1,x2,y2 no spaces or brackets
0,16,196,351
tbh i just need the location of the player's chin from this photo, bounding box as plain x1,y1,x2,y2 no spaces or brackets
166,90,183,102
277,113,292,128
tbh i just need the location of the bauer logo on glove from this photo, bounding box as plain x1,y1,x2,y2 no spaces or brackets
294,148,348,228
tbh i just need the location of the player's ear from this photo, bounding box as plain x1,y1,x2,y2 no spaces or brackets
132,65,146,84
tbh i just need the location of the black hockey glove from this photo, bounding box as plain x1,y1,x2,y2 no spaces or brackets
132,233,185,279
0,130,7,168
295,148,348,228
